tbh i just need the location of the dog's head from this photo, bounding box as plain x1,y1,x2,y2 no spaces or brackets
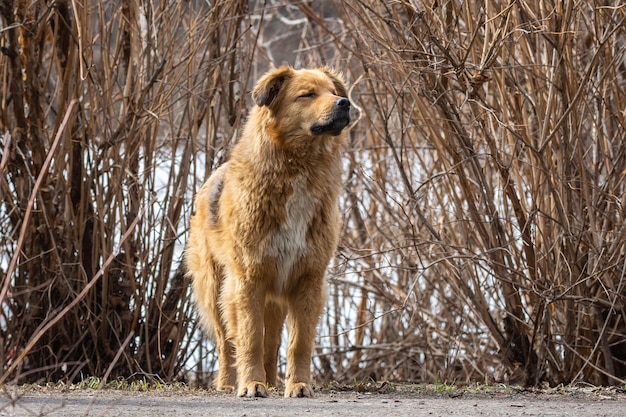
251,66,351,140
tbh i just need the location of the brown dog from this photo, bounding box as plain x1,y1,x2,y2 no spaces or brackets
185,66,350,398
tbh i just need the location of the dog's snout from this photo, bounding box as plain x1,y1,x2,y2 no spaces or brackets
336,98,350,109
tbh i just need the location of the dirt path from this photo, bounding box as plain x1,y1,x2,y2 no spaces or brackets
2,385,626,416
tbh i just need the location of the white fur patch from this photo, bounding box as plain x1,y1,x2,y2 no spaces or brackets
267,174,316,292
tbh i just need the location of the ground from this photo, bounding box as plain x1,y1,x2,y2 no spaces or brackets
2,383,626,416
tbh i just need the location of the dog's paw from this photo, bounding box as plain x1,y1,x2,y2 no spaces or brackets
237,381,268,398
215,372,236,392
284,382,313,398
215,383,235,392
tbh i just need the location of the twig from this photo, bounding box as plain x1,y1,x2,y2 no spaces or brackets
0,100,77,309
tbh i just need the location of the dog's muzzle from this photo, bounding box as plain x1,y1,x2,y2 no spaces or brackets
311,98,351,136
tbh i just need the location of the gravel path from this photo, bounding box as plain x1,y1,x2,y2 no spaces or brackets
2,385,626,417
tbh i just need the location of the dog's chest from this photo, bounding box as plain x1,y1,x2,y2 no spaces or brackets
267,174,317,290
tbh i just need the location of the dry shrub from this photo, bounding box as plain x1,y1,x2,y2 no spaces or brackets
0,0,253,384
1,0,626,387
324,0,626,386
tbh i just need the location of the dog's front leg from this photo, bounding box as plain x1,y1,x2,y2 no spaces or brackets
231,278,268,397
284,276,325,398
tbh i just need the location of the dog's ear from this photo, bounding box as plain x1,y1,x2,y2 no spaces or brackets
320,67,348,98
252,66,294,107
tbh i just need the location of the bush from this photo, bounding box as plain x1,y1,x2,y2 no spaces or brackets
1,0,626,387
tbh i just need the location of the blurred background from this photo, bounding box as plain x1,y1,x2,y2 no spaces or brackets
1,0,626,388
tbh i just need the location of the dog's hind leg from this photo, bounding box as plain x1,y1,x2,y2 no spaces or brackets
211,263,237,391
263,299,287,387
213,313,237,390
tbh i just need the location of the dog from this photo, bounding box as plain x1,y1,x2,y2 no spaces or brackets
185,66,351,398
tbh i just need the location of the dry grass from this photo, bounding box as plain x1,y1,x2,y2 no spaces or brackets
1,0,626,388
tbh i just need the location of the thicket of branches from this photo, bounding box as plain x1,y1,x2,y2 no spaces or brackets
2,0,626,387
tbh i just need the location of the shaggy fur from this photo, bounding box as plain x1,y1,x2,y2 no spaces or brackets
185,66,350,398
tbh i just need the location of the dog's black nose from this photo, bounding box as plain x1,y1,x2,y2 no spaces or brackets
336,98,350,108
